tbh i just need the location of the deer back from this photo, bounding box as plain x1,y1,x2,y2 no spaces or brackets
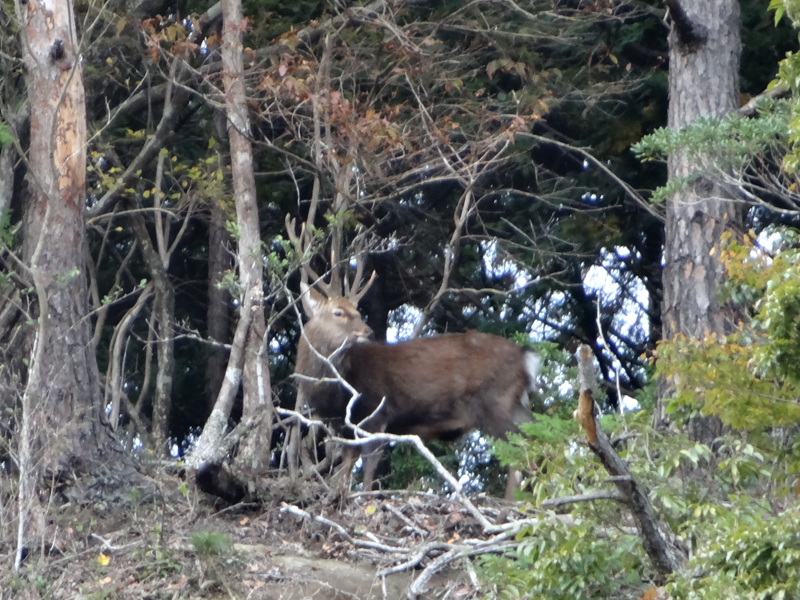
342,331,538,440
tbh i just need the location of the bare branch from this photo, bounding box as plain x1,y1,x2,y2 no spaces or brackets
735,83,790,118
105,282,155,430
518,132,662,220
541,489,627,508
574,344,684,577
87,62,191,217
281,503,410,554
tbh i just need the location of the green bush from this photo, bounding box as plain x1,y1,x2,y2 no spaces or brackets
191,531,232,558
669,506,800,600
478,518,645,600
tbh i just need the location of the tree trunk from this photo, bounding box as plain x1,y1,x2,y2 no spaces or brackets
654,0,742,443
220,0,273,478
189,0,272,492
130,211,176,455
15,0,104,471
13,0,107,570
206,201,232,415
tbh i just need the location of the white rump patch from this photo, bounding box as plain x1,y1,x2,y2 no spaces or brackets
524,352,541,389
520,352,541,409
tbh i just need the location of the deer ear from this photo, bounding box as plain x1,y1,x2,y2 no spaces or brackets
300,281,326,317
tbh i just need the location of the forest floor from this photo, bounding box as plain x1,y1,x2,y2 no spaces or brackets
0,471,527,600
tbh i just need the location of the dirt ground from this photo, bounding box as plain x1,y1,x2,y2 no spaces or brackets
1,473,521,600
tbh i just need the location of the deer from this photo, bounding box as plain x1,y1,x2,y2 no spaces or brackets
292,271,541,501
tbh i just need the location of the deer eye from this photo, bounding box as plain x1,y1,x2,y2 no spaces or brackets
332,309,344,317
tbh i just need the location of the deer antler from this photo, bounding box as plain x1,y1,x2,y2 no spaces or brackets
349,235,376,304
286,213,376,303
285,213,334,299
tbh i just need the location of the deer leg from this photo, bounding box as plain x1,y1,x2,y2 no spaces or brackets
285,393,308,482
299,426,319,473
285,425,301,482
503,398,534,500
326,442,358,491
505,466,524,501
360,439,385,491
340,443,359,481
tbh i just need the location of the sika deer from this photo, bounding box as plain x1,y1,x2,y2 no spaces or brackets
294,284,540,500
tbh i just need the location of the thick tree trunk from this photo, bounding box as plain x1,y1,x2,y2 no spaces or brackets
654,0,742,443
152,285,175,452
13,0,110,570
15,0,104,472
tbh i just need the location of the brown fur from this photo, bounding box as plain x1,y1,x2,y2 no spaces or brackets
295,290,539,499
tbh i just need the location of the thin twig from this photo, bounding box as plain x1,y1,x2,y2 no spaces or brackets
90,533,144,553
281,503,410,554
541,489,627,508
382,503,428,537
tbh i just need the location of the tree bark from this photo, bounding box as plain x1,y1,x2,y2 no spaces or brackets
654,0,742,443
15,0,104,470
189,0,273,491
130,211,176,455
220,0,273,477
13,0,109,569
206,201,232,415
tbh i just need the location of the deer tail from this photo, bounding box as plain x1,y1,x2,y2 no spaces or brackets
523,350,541,392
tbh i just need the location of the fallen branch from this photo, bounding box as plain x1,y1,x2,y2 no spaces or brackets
332,424,495,531
90,533,143,553
405,539,516,600
281,503,409,554
483,513,573,537
382,503,428,537
377,542,451,577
